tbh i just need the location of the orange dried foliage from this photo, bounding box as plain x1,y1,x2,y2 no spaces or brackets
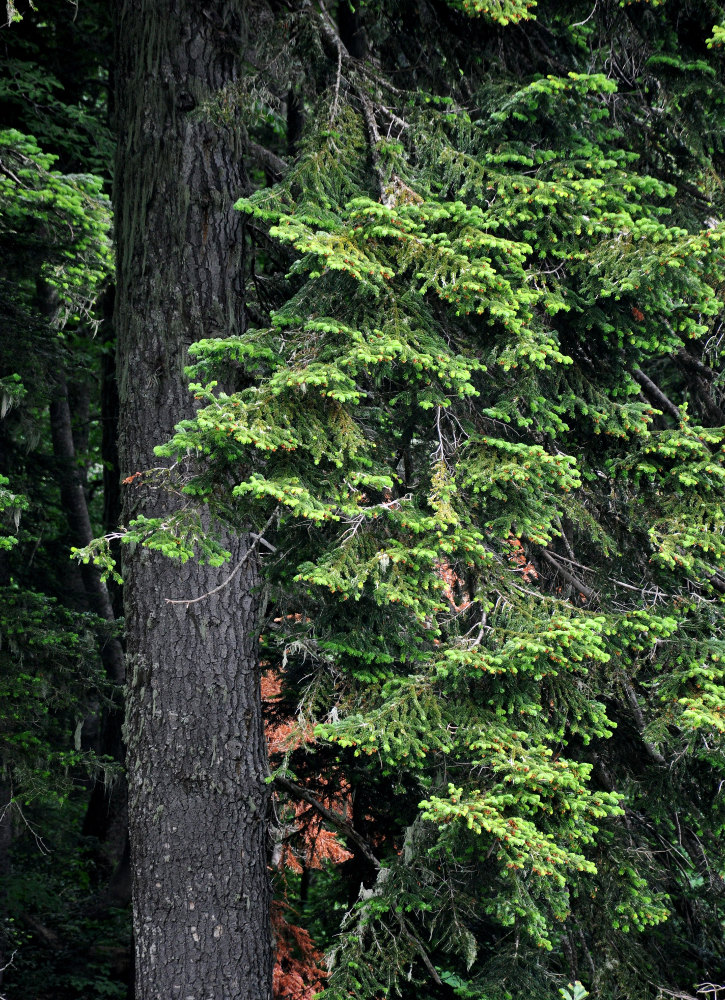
261,669,316,755
262,668,353,867
436,560,472,612
298,804,353,869
263,665,352,998
506,536,538,582
272,901,328,1000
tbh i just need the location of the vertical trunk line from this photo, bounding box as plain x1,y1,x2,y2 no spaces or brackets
114,3,273,998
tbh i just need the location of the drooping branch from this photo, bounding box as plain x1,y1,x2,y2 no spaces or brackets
398,914,443,986
164,509,278,605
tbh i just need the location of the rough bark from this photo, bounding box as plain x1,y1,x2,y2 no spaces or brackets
114,3,273,998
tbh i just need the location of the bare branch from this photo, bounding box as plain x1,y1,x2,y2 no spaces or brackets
398,915,443,985
274,774,380,870
540,549,596,602
247,142,288,181
633,368,681,422
622,680,667,767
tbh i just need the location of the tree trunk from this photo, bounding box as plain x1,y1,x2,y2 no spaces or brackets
49,374,125,681
113,3,273,999
49,371,128,862
0,781,12,991
100,284,124,619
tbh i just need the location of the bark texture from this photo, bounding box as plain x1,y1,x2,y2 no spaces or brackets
114,3,273,998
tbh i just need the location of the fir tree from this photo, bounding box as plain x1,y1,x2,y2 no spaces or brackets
80,2,725,997
59,1,725,998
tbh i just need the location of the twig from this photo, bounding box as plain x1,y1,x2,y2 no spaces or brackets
434,406,446,463
165,510,277,606
11,799,50,855
0,159,25,187
330,38,343,123
0,948,18,989
398,915,443,985
697,984,725,999
571,0,598,27
548,547,592,574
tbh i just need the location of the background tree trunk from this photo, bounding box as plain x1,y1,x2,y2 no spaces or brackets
0,781,12,991
113,3,273,998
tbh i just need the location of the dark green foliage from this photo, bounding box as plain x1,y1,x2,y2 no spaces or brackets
0,0,113,175
5,798,131,1000
0,8,122,997
0,121,113,796
0,587,112,798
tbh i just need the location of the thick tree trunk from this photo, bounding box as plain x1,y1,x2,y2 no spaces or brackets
114,4,273,999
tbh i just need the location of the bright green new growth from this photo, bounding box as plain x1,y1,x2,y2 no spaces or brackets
0,129,112,330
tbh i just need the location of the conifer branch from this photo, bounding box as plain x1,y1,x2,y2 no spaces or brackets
164,509,278,606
